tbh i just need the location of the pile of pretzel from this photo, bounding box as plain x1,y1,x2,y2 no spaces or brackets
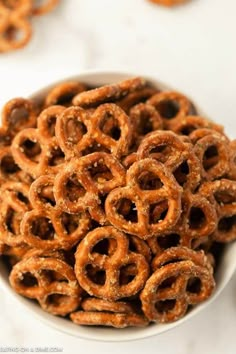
0,0,59,53
0,76,235,328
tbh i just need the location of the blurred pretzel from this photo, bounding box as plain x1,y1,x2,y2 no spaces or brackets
148,0,189,6
129,103,163,144
0,13,32,52
1,98,37,133
200,179,236,242
192,129,230,181
32,0,59,16
0,181,31,246
72,77,147,108
45,81,87,107
117,87,158,113
70,310,148,328
147,91,195,129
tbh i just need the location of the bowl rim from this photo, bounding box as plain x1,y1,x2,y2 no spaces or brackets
0,70,236,342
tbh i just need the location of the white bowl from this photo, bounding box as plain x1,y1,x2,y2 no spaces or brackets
0,71,236,342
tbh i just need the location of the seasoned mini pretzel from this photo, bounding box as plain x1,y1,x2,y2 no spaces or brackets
75,226,149,300
10,254,81,316
141,247,215,323
105,158,182,238
54,152,126,223
147,91,194,129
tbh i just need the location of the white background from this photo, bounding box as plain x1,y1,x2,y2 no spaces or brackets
0,0,236,353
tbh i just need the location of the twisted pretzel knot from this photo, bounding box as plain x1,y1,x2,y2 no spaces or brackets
0,0,59,52
129,103,163,145
0,181,31,246
137,131,201,191
55,104,133,160
200,179,236,242
191,129,230,181
45,81,87,107
11,105,66,178
20,174,90,250
140,247,215,323
228,140,236,180
75,226,150,301
71,297,148,328
117,87,159,113
146,91,195,129
54,152,126,223
9,253,81,316
106,158,182,238
0,11,32,52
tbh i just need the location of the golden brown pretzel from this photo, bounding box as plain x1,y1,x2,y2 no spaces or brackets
0,13,32,53
1,98,37,133
192,129,230,181
141,247,215,323
54,152,126,223
72,77,146,108
0,181,31,246
137,131,201,191
45,81,87,107
200,179,236,242
56,104,133,159
32,0,59,16
20,174,90,250
148,0,188,6
106,158,182,238
11,105,65,178
1,0,32,16
75,226,149,300
129,103,163,143
70,311,148,328
9,253,81,316
147,91,194,129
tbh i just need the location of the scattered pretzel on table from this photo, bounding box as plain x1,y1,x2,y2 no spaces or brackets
0,76,235,328
0,0,60,52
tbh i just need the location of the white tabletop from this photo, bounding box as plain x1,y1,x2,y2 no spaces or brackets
0,0,236,353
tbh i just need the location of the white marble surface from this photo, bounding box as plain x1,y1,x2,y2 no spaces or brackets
0,0,236,353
